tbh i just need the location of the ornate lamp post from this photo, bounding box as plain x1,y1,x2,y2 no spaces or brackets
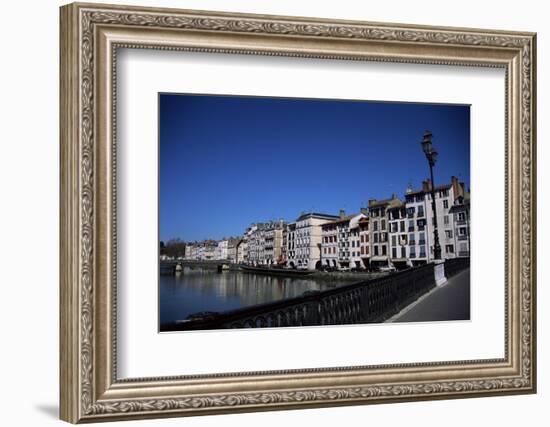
420,130,442,260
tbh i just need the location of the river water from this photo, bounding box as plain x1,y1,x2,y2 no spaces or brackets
159,267,352,326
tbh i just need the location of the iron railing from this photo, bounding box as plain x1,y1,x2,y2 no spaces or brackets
163,263,445,331
444,256,470,278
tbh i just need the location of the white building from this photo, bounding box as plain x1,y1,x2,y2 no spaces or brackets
387,202,412,269
449,192,470,258
293,212,339,270
404,176,469,264
215,239,229,260
321,210,367,270
245,221,286,265
184,244,198,260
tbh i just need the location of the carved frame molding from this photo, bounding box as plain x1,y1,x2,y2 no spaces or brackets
60,2,536,423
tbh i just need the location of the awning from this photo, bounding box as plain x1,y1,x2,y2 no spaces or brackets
370,256,388,261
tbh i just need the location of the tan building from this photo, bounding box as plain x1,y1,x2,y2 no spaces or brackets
368,194,402,269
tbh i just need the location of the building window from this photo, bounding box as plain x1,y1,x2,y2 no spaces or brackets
381,220,386,230
401,246,406,258
459,227,467,236
382,245,387,256
443,199,449,209
400,221,405,232
392,248,397,258
445,230,453,239
407,207,415,217
419,232,425,245
409,233,415,245
446,244,454,253
444,215,449,225
374,246,379,256
419,246,426,258
408,220,415,232
417,205,425,217
373,221,378,231
391,235,396,246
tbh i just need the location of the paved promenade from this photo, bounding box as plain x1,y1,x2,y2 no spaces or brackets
389,268,470,323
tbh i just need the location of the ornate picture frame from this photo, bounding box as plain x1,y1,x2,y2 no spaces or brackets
60,2,536,423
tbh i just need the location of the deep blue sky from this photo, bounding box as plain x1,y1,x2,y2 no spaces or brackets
159,94,470,242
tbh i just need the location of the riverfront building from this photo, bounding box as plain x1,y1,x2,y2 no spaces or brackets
285,222,296,266
387,201,412,269
404,176,469,264
216,240,229,260
320,210,367,269
368,195,402,269
245,220,286,265
171,177,469,271
291,212,339,270
449,192,470,258
359,217,370,268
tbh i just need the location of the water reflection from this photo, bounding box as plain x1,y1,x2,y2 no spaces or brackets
159,267,342,325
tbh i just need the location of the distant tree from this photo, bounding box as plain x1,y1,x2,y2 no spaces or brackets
163,238,186,258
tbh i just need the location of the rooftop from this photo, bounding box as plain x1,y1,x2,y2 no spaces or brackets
295,212,340,221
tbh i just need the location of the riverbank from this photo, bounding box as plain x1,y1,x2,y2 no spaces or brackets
162,260,390,281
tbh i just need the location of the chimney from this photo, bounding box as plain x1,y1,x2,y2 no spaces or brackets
422,179,432,192
339,209,346,219
368,198,376,206
360,207,368,215
451,175,463,197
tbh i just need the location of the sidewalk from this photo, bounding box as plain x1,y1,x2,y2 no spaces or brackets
389,268,470,323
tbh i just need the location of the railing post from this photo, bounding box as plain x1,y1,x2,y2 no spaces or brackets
434,259,447,286
302,291,321,326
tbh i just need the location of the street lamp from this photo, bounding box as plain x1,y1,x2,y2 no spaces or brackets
420,130,442,260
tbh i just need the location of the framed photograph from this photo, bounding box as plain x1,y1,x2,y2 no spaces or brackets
60,2,536,423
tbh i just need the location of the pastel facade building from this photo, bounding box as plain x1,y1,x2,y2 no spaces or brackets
244,221,286,265
368,195,402,269
293,212,339,270
358,217,370,268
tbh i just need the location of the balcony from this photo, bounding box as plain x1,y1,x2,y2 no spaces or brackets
457,235,468,241
458,250,470,257
456,219,467,225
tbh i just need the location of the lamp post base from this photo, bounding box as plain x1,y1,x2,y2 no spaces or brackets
434,259,447,286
